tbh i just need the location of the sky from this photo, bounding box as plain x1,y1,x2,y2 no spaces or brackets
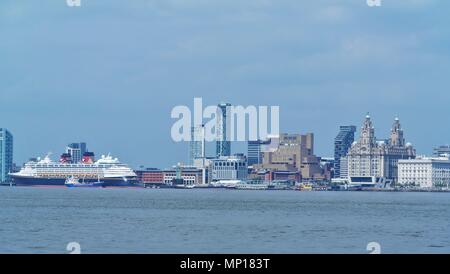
1,0,450,168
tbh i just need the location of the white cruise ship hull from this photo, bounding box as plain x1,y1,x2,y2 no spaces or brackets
11,176,141,187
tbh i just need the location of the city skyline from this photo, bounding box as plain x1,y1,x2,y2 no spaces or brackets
1,1,450,168
0,113,441,169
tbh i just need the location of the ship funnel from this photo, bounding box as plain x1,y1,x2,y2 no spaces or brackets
82,152,95,164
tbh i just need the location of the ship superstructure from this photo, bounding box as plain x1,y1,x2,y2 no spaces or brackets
10,152,138,187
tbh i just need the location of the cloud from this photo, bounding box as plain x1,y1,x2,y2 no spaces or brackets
1,0,450,165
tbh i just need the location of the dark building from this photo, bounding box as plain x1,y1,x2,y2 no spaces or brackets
0,128,13,183
247,139,270,166
216,103,231,157
334,125,356,178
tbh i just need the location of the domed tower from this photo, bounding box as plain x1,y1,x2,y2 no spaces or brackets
390,117,405,147
359,113,376,147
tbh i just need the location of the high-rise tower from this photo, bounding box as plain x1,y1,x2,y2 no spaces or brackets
66,142,87,164
334,125,356,178
189,125,205,166
0,128,13,183
216,103,231,157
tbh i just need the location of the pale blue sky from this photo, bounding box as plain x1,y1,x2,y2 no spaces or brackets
1,0,450,168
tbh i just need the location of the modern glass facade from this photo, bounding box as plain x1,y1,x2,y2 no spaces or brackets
247,139,270,166
334,126,356,178
216,103,231,157
0,128,14,183
66,142,87,164
189,125,205,165
247,140,262,166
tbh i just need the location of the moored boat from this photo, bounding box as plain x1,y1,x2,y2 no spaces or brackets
65,176,104,188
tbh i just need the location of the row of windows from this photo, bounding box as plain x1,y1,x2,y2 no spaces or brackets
400,170,450,174
213,162,246,167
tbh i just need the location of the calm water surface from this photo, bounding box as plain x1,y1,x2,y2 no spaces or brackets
1,187,449,254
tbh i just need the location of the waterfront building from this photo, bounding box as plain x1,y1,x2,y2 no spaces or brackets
334,126,356,178
249,169,301,182
256,133,323,180
210,154,248,182
163,166,204,185
398,157,450,189
0,128,13,183
189,125,205,166
247,139,270,166
66,142,87,164
320,157,335,181
345,115,416,183
433,145,450,157
216,102,231,157
248,135,280,167
135,168,164,184
339,156,349,179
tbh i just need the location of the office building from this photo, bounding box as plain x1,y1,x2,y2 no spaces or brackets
257,133,323,180
0,128,13,183
216,102,231,157
398,157,450,189
339,156,349,179
189,125,205,166
320,157,335,181
135,168,164,184
345,115,416,183
334,126,356,178
163,167,204,185
249,169,301,182
247,139,271,166
66,142,87,164
211,154,247,181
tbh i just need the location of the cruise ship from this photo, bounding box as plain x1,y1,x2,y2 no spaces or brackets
10,152,139,187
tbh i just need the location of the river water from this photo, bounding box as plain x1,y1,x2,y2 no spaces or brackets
0,187,449,254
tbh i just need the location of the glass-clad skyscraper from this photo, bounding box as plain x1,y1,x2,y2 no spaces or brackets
0,128,13,183
334,125,356,178
189,125,205,166
247,139,271,166
216,103,231,157
66,142,87,164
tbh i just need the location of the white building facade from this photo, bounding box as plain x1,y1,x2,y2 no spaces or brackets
398,157,450,189
339,156,349,179
189,125,205,166
346,115,416,183
211,155,248,182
